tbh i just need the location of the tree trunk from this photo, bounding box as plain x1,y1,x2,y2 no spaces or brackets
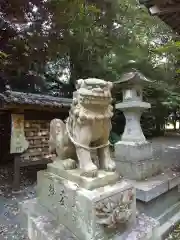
173,120,176,130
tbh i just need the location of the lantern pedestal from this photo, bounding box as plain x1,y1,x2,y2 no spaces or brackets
115,101,160,180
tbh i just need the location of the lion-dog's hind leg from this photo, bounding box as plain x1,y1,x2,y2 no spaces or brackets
49,119,76,170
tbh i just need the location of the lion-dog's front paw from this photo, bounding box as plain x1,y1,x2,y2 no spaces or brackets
103,159,116,172
80,163,98,178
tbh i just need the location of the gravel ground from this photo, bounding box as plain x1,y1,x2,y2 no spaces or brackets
1,135,180,240
0,165,36,240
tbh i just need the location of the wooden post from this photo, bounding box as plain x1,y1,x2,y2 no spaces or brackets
13,154,21,191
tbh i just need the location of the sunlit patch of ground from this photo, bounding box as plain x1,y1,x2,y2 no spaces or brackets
165,122,180,130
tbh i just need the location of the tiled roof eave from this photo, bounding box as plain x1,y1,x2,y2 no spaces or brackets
0,91,72,109
139,0,180,35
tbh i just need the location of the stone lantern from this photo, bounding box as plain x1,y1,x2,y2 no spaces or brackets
114,71,160,180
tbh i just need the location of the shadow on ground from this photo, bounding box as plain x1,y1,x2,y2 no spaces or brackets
0,164,37,240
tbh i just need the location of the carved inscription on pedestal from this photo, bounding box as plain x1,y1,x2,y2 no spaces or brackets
59,188,68,207
48,183,55,196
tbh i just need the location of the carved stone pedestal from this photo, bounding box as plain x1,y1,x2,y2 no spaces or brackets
20,161,160,240
36,164,136,240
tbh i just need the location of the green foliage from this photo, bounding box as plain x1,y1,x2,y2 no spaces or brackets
1,0,173,84
156,40,180,74
0,0,178,136
0,51,8,67
167,223,180,240
156,41,180,54
0,51,7,58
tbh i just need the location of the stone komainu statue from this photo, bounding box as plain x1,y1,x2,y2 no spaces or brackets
49,78,116,177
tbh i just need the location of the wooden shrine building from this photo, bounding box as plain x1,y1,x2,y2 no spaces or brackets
0,86,72,189
140,0,180,34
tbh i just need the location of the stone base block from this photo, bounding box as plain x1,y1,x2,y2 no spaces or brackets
132,169,180,202
19,198,77,240
115,141,161,180
47,161,119,190
130,169,180,237
115,141,153,162
115,159,160,180
20,198,160,240
36,169,136,240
